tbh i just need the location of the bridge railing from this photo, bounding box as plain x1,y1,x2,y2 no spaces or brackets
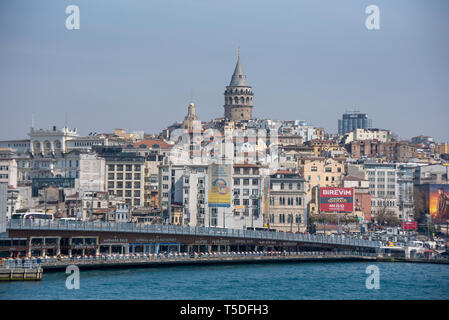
7,219,380,248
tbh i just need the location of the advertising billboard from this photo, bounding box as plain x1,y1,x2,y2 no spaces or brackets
429,184,449,223
208,163,231,207
319,187,354,212
415,184,449,223
402,221,418,230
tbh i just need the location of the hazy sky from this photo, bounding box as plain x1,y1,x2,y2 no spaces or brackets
1,0,448,142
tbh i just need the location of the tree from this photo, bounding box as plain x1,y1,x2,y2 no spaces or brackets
374,198,401,227
307,215,317,234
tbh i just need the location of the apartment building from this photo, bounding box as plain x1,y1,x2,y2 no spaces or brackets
363,162,401,219
104,152,145,208
298,157,345,214
267,170,306,232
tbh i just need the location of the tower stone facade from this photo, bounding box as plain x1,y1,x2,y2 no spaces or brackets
223,52,253,122
182,102,200,132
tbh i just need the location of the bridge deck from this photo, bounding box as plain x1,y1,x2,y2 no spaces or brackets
7,220,380,249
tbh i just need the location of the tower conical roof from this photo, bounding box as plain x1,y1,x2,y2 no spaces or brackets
229,51,248,87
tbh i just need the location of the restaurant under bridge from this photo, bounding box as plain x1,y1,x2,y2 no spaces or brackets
2,220,381,258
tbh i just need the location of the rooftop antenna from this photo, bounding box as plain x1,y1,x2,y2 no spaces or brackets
31,113,35,129
65,112,68,129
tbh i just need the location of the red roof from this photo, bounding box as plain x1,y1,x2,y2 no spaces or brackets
134,139,173,149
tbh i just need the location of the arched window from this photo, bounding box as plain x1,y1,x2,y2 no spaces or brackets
240,97,244,104
234,97,238,104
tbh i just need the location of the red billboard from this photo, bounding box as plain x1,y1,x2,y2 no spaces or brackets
319,187,354,212
402,221,417,230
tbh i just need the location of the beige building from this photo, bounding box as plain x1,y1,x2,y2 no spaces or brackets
436,143,449,155
267,170,307,232
298,157,345,214
105,155,145,208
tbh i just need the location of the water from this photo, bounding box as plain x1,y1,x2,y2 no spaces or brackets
1,262,448,300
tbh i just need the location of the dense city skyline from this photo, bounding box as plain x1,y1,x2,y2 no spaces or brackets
1,0,448,142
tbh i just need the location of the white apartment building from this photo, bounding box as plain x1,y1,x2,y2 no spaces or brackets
364,162,401,219
0,159,17,188
105,154,145,208
159,161,266,229
343,128,392,144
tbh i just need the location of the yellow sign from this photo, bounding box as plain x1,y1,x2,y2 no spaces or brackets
208,163,231,208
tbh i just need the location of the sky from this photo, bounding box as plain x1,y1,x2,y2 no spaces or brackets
0,0,448,142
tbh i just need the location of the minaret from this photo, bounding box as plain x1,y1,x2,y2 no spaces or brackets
182,102,200,132
223,50,254,121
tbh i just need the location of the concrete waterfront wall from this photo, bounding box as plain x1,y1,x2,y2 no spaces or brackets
0,268,43,281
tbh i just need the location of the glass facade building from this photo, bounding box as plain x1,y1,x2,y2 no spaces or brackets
338,112,372,135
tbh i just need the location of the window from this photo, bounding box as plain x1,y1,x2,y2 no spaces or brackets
311,166,317,172
234,178,240,185
279,214,285,223
108,164,115,171
252,179,259,186
126,165,132,171
117,165,123,171
126,173,132,180
134,164,141,171
325,167,332,173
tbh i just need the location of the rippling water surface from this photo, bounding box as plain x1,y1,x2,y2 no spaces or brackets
1,262,448,300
